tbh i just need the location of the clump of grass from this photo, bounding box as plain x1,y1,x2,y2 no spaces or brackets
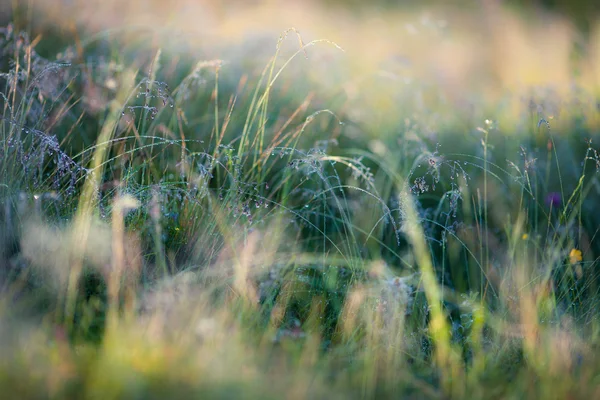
1,21,600,400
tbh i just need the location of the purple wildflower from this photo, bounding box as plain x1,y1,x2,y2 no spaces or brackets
545,192,561,208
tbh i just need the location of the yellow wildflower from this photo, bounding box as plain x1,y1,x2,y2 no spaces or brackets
569,248,582,265
522,233,529,240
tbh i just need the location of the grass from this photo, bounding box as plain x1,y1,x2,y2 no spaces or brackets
1,2,600,398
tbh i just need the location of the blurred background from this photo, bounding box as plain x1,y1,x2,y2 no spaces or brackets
0,0,597,163
3,0,598,94
0,0,598,149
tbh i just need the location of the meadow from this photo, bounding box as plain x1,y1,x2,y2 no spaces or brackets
1,1,600,398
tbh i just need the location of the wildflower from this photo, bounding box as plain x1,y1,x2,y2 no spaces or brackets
569,248,582,265
545,192,561,208
522,233,529,240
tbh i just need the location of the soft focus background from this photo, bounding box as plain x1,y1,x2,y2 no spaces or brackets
5,0,598,141
7,0,600,95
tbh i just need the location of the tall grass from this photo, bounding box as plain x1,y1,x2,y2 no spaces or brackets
1,13,600,399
